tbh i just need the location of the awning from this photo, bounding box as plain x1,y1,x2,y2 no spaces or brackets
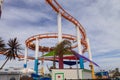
43,50,99,67
55,60,79,66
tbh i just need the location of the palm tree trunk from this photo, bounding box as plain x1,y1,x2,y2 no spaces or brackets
0,58,9,70
53,54,56,69
59,54,63,69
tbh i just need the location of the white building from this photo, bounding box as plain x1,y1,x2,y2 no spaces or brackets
52,69,92,80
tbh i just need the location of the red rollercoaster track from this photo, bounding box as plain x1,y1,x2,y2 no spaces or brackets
25,33,78,52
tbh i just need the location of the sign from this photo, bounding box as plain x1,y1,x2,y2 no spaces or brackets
55,73,64,80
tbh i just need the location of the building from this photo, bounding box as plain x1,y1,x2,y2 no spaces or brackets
0,71,21,80
0,67,38,80
52,69,92,80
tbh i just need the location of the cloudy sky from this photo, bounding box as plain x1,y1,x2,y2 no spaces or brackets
0,0,120,72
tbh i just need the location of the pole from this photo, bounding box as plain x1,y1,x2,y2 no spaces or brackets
76,59,80,79
76,26,84,79
76,26,84,69
24,46,28,68
34,37,39,75
87,38,96,79
58,12,63,69
41,52,44,76
58,12,62,42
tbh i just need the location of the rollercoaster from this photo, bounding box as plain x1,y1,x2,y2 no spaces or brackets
0,0,99,79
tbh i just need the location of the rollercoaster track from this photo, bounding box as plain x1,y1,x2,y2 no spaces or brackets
25,33,78,52
0,51,99,66
11,52,99,66
13,53,78,61
0,51,77,61
46,0,88,53
1,52,99,67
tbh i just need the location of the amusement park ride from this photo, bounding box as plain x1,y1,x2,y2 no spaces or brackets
0,0,99,79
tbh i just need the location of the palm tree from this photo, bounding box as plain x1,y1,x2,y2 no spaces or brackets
53,40,72,69
0,37,22,69
0,37,5,52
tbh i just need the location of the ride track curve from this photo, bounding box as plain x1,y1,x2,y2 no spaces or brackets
45,0,88,53
25,33,78,52
24,33,83,61
0,51,78,61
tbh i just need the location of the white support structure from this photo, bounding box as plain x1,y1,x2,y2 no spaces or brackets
24,46,28,67
87,38,92,61
35,37,39,59
76,26,82,55
40,52,44,76
58,12,62,43
76,26,84,79
87,38,96,79
34,37,39,74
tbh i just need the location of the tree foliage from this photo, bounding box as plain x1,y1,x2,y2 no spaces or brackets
0,37,5,51
5,37,22,60
53,40,72,69
0,37,22,69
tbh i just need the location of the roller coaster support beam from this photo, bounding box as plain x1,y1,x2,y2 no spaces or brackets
58,12,63,69
24,46,28,68
41,52,44,76
34,38,39,75
76,26,84,69
58,12,62,42
87,38,96,79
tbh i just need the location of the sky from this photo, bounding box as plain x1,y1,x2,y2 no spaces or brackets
0,0,120,72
